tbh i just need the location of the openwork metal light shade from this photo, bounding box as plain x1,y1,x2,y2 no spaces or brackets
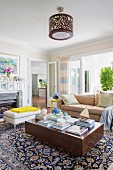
49,7,73,40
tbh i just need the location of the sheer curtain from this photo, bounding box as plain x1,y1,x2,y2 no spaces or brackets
59,57,70,95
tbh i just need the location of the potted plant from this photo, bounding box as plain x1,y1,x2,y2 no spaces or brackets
39,79,46,88
100,67,113,91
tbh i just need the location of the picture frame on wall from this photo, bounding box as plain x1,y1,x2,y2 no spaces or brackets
7,82,14,90
0,53,20,76
0,83,7,90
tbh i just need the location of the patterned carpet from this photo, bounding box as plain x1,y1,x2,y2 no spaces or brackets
0,123,113,170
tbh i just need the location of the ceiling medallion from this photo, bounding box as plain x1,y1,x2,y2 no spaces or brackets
49,7,73,40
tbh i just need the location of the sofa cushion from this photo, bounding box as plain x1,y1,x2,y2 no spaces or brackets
60,94,79,106
88,106,104,116
97,91,113,107
61,104,91,112
74,94,95,106
61,104,104,116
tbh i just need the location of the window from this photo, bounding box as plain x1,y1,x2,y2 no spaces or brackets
85,70,89,93
70,60,80,94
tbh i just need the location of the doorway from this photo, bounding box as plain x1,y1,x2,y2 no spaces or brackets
31,61,47,108
27,59,57,108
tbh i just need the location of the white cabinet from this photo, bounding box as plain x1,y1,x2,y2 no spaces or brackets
0,81,27,91
38,88,46,98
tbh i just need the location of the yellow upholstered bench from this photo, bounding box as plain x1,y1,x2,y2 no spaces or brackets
3,106,41,129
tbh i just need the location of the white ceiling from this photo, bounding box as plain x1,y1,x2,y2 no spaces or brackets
0,0,113,53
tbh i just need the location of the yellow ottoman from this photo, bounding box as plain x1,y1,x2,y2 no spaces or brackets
3,106,41,129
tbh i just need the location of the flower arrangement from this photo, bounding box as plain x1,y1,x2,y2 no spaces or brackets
4,67,14,80
4,67,14,74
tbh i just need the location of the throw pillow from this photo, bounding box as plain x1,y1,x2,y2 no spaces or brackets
97,91,113,107
60,94,79,106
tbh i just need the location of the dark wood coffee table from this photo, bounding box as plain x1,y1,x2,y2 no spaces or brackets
25,119,103,156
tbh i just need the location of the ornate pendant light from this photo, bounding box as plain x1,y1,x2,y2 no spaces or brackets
49,7,73,40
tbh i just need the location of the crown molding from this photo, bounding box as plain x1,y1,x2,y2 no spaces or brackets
47,35,113,56
0,34,113,56
0,34,49,55
0,35,28,47
27,45,49,56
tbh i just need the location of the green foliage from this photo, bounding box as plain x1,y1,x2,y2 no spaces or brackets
39,79,46,88
100,67,113,91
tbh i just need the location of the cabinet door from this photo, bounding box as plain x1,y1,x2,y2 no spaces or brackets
39,88,46,98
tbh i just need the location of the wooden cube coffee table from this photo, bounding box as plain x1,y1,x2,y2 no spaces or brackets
25,119,103,156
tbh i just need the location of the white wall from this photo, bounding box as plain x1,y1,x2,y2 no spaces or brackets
0,40,49,106
28,49,49,61
31,65,46,75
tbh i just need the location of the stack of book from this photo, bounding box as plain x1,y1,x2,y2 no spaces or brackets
37,120,54,128
65,117,78,124
52,122,71,131
76,119,95,129
66,125,89,136
48,114,62,122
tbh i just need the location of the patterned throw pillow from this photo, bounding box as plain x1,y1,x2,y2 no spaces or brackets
97,91,113,107
60,94,79,106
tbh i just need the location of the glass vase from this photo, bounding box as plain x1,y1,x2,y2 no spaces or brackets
7,73,11,81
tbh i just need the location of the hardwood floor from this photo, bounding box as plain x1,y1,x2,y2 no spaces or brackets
32,95,46,108
32,95,50,112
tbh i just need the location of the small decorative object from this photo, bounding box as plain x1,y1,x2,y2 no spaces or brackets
63,112,68,117
79,106,90,120
52,107,61,115
53,92,59,99
13,76,17,81
4,67,14,81
41,108,47,116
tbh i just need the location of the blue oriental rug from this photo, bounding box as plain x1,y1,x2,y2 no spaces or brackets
0,123,113,170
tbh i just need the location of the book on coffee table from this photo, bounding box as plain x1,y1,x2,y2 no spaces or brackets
66,125,89,136
52,122,71,131
65,117,78,124
76,119,95,129
37,120,54,128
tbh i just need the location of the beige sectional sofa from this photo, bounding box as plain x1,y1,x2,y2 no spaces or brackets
57,94,105,122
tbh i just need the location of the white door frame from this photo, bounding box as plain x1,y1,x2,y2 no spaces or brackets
47,62,57,107
27,58,48,106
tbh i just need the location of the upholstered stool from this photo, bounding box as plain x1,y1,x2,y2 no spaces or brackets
3,108,41,129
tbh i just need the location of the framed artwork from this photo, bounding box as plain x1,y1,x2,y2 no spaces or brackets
0,53,19,76
0,83,7,90
7,82,14,90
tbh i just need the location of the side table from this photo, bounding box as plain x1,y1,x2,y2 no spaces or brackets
50,99,58,112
